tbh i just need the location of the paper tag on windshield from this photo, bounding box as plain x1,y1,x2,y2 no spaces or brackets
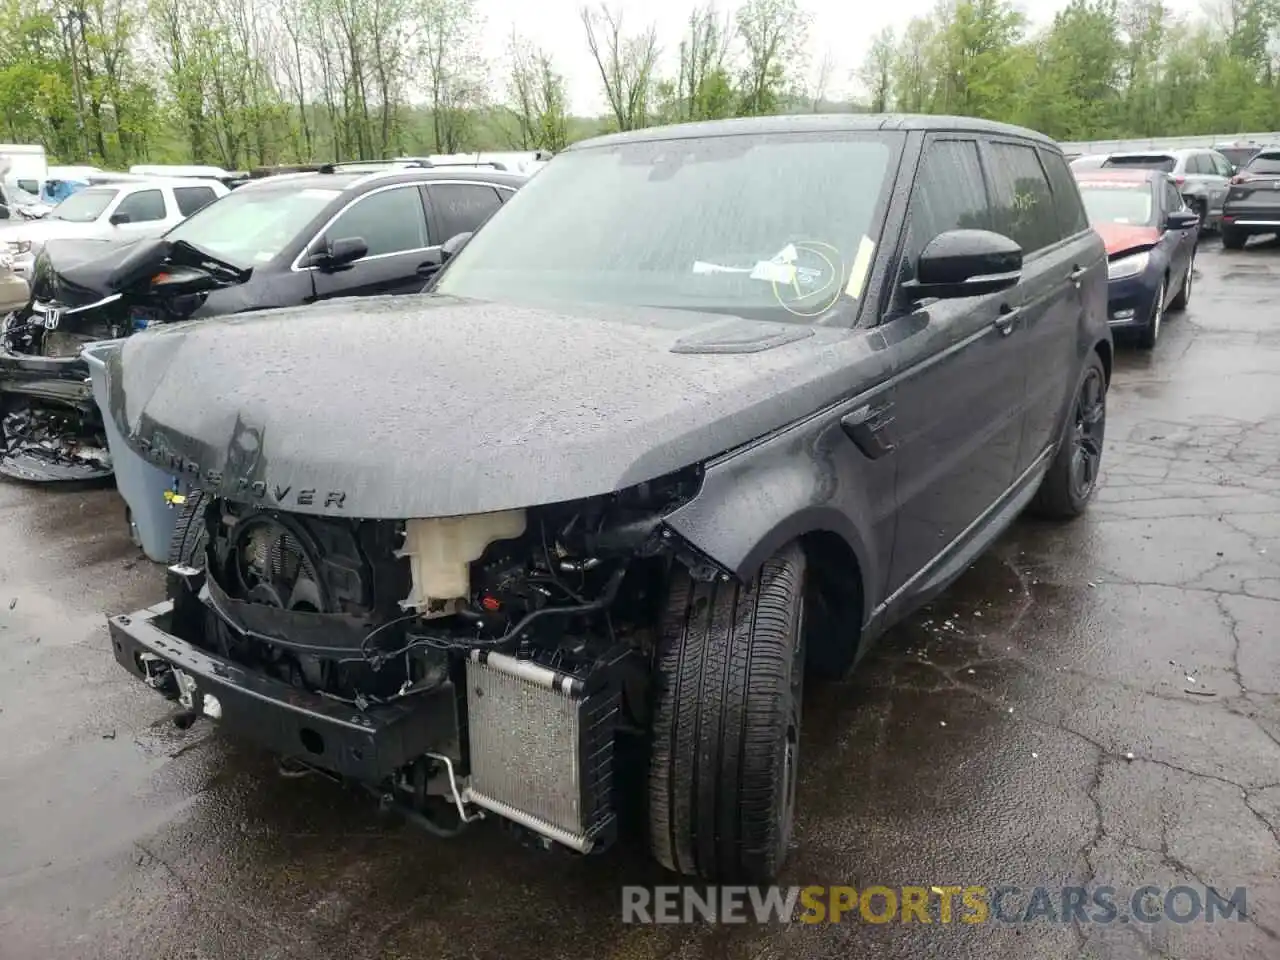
845,236,876,300
750,259,797,284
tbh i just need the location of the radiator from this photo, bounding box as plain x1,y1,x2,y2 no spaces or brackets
463,649,617,852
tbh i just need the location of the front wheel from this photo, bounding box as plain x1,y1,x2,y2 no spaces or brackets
648,543,807,883
1137,280,1164,350
1030,353,1107,520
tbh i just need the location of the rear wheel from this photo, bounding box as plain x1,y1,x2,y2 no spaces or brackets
1221,225,1247,250
1167,252,1193,311
1137,280,1164,350
648,543,806,883
1030,353,1107,520
1193,198,1210,238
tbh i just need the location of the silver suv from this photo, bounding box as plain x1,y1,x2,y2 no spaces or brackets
1102,149,1233,232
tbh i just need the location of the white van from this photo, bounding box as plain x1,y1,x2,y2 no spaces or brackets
0,144,48,195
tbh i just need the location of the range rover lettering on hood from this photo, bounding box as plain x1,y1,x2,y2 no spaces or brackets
136,433,349,509
103,295,887,519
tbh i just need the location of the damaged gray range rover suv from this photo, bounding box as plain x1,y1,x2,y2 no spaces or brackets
105,115,1111,882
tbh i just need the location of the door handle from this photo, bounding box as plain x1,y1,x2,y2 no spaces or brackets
416,261,440,278
1068,266,1086,286
993,306,1020,336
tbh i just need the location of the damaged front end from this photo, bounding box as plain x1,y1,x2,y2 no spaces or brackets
0,311,115,481
1,238,242,482
109,469,716,852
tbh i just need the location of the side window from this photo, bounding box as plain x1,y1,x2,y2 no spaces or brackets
985,141,1061,254
1210,153,1232,177
114,189,167,223
174,186,218,217
1039,149,1089,237
426,183,504,244
1164,181,1184,214
1187,154,1207,175
901,139,991,278
327,186,428,258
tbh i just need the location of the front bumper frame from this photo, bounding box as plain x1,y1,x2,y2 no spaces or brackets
109,598,462,782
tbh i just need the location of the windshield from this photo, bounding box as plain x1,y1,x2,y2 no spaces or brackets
1245,152,1280,174
435,131,900,323
165,183,340,268
50,187,118,222
1077,183,1155,226
1103,155,1176,173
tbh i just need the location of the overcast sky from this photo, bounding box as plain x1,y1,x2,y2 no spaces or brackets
477,0,1209,116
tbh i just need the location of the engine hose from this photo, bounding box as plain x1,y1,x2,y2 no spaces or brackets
358,782,468,838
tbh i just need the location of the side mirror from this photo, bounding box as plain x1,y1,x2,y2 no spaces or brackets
309,236,367,271
441,232,472,261
902,229,1022,300
109,212,131,226
1166,210,1199,231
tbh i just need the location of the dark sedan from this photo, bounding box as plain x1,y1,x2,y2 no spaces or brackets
1074,168,1199,349
0,164,526,481
1221,148,1280,249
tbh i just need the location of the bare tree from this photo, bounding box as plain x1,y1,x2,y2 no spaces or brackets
505,30,569,150
580,3,659,131
860,26,895,113
736,0,811,116
421,0,489,152
809,46,835,110
674,4,735,121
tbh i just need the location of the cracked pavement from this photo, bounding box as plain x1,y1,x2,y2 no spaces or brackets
1,239,1278,959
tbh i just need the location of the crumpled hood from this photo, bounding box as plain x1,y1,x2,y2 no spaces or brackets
103,294,886,518
29,238,140,308
1094,222,1160,258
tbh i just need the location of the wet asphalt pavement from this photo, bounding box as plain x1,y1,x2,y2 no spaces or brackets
1,239,1279,960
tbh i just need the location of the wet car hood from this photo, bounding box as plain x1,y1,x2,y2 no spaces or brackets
104,294,886,519
1094,222,1160,258
0,217,113,246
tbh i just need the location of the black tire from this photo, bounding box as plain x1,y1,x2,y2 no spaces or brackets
1193,198,1210,238
1221,225,1247,250
168,490,210,568
1030,353,1107,520
1137,279,1164,350
648,543,807,883
1167,253,1193,312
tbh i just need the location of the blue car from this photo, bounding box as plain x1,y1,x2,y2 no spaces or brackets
1074,168,1200,349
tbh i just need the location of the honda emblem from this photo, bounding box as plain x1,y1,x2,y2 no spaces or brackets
43,308,61,330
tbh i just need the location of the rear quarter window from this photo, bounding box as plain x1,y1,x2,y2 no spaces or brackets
984,141,1062,254
174,186,219,217
1039,149,1089,237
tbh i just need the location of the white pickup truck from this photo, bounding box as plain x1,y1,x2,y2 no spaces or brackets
0,177,229,276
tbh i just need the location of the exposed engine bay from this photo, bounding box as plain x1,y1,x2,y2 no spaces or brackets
127,468,713,851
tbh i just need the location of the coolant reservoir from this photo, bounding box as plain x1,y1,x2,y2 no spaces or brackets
397,510,527,616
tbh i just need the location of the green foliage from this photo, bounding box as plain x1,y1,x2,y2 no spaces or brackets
4,0,1280,167
872,0,1280,140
